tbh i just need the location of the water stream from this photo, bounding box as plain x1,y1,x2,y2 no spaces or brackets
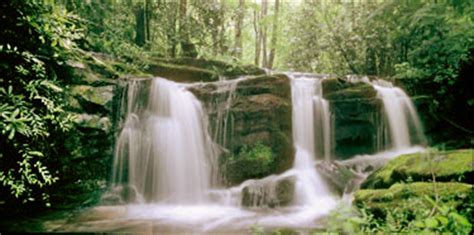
48,74,426,233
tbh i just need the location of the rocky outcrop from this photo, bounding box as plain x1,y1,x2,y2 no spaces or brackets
147,57,265,83
355,149,474,221
241,175,295,208
189,74,294,184
361,149,474,189
322,78,383,159
354,182,473,219
316,161,366,194
52,53,131,209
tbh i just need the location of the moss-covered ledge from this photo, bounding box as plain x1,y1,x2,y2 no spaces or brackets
362,149,474,189
146,57,265,83
354,182,473,219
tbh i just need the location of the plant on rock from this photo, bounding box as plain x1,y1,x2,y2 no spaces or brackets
0,1,81,209
224,142,275,184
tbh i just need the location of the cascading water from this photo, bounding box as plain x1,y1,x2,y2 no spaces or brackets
289,73,335,207
61,73,427,233
347,76,426,151
112,77,218,204
372,80,426,150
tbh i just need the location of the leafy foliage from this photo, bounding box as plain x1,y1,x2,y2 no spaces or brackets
327,194,471,234
0,1,81,207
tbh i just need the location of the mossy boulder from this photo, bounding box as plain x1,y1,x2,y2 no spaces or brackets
147,57,265,83
241,175,295,208
190,74,294,185
147,62,219,82
70,85,114,115
354,182,473,219
153,57,265,77
322,78,382,159
68,52,150,86
362,149,474,189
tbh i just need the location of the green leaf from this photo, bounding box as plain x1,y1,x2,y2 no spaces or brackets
424,217,439,228
449,212,470,227
28,151,44,157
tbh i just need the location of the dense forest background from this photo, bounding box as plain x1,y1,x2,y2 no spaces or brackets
0,0,473,232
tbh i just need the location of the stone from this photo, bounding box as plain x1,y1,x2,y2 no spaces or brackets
152,57,265,78
322,78,382,159
316,161,366,194
73,114,111,132
361,149,474,189
241,175,296,208
70,85,114,115
147,62,219,83
189,74,294,185
354,182,473,219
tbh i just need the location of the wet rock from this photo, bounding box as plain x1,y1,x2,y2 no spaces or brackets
101,185,139,205
189,74,294,184
316,161,366,194
241,175,296,208
322,78,383,159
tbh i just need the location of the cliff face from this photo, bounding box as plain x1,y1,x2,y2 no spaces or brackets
189,74,294,185
322,78,384,159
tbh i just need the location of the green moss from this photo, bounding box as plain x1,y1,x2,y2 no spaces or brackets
354,182,473,219
325,83,376,101
362,149,474,189
153,57,265,77
147,62,219,82
225,143,276,183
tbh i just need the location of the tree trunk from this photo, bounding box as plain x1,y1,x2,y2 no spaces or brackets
261,0,268,67
179,0,197,57
253,4,261,66
145,0,151,42
234,0,245,59
268,0,279,69
218,0,226,55
135,3,146,46
166,2,178,57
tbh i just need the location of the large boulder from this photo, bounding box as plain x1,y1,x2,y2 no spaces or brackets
189,74,294,184
322,78,382,159
361,149,474,189
69,85,115,115
241,175,296,208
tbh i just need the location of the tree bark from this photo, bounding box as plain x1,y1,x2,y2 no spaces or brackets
234,0,245,59
179,0,197,57
253,3,261,66
145,0,151,42
261,0,268,67
268,0,279,69
135,3,146,46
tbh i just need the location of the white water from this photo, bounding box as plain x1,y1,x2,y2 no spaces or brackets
112,78,217,204
347,76,426,150
372,80,426,150
104,76,340,232
94,74,426,233
289,74,335,208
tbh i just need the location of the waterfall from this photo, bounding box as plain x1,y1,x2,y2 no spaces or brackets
372,80,426,150
288,73,336,209
347,76,426,150
112,77,218,204
99,74,426,232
